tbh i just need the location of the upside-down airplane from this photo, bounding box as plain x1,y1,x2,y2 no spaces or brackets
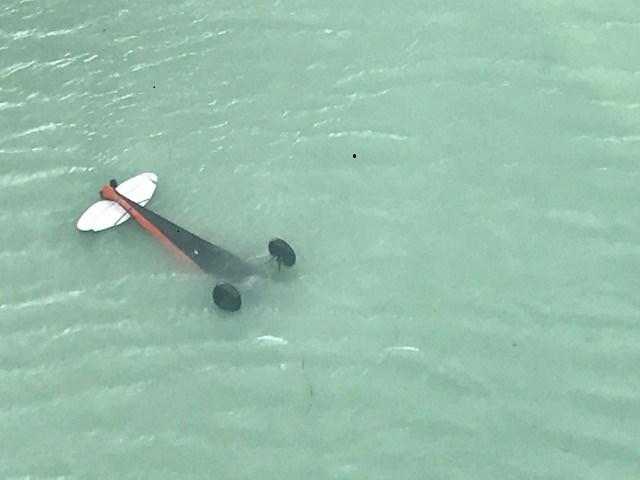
77,173,295,311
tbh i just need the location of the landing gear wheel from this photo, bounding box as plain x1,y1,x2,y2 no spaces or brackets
212,283,241,311
268,238,296,271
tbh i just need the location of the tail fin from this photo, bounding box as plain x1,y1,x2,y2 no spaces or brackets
76,173,157,232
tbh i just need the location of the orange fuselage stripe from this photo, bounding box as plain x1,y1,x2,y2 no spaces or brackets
101,185,204,272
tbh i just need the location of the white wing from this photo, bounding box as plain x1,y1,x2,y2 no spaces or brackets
76,173,158,232
116,172,157,205
76,201,129,231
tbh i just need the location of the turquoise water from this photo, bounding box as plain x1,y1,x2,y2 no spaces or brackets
1,0,639,478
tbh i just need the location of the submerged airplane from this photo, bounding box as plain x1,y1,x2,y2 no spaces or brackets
76,173,295,311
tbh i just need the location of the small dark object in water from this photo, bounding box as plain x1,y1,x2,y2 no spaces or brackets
212,283,241,311
268,238,296,270
100,179,119,197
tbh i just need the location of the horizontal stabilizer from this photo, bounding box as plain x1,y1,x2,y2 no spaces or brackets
76,172,157,232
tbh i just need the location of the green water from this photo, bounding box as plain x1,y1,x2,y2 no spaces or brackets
1,0,639,478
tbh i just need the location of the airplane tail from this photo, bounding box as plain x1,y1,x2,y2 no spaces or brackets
76,173,157,232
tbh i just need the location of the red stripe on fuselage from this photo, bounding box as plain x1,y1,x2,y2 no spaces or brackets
100,184,204,272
